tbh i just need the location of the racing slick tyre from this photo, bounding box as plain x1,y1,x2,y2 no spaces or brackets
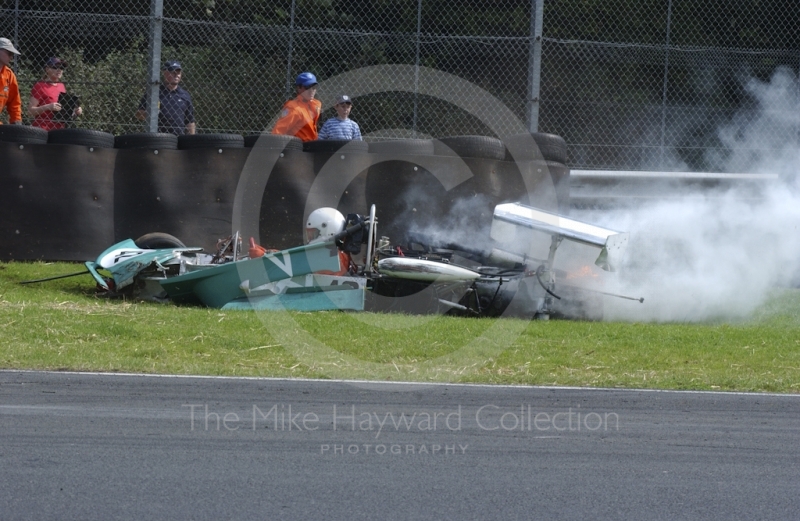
0,124,48,145
302,139,369,154
114,133,178,150
177,133,245,150
47,128,115,148
368,139,434,156
433,135,506,160
503,132,568,163
244,134,303,150
134,232,186,249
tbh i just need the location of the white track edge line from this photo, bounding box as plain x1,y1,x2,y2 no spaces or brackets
1,369,798,398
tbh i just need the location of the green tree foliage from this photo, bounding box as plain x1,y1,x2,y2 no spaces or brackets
59,43,150,134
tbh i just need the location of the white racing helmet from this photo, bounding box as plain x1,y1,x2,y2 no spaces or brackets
305,207,346,244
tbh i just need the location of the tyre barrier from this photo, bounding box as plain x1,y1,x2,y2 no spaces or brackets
115,133,178,150
0,124,48,145
368,139,434,156
0,141,115,260
501,159,567,213
114,147,251,252
48,128,115,148
0,132,569,260
502,132,568,164
303,139,369,154
252,148,317,250
433,135,506,160
300,140,372,246
365,140,440,241
366,139,441,242
244,134,303,151
365,155,457,243
178,133,245,150
542,160,570,213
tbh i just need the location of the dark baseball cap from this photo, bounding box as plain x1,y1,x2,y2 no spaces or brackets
162,61,182,71
45,57,67,69
336,95,352,105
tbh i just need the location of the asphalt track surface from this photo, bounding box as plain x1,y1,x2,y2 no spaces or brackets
1,371,798,520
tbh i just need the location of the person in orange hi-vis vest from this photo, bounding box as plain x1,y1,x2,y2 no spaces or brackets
0,37,22,125
271,71,322,142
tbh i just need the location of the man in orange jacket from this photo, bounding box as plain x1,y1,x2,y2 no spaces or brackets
0,37,22,125
271,72,321,142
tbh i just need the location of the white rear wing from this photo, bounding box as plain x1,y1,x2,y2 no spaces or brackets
490,203,628,271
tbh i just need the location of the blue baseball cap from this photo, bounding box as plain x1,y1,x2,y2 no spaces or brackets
162,61,182,71
295,72,318,87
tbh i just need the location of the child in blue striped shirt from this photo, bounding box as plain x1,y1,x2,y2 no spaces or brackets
318,95,362,141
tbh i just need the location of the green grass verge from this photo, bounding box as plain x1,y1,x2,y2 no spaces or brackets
1,261,799,393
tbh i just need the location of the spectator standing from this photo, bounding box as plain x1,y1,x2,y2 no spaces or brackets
0,37,22,125
318,95,361,140
271,72,322,142
136,61,195,135
28,57,83,130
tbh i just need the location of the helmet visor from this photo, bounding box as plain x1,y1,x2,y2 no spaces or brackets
306,227,321,243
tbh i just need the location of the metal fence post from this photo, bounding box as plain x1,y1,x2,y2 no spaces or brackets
527,0,544,133
146,0,164,133
412,0,423,137
13,0,19,74
660,0,673,169
284,0,297,99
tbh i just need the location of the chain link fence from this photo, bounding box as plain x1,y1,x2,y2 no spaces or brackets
542,0,800,171
2,0,798,171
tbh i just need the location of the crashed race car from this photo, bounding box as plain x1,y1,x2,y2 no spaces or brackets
47,203,637,319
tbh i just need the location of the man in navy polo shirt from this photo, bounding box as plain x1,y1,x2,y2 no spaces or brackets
136,60,195,135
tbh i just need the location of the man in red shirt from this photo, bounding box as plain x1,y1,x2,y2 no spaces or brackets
0,37,22,125
271,72,322,142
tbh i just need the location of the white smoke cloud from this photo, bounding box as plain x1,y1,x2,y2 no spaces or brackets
375,68,799,322
580,67,800,322
707,66,800,175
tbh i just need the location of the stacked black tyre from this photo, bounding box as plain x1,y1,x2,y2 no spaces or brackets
433,135,510,236
0,125,48,145
48,128,115,148
433,135,506,160
178,133,245,150
302,137,371,235
365,132,570,246
0,127,116,260
502,132,568,164
501,132,570,213
240,134,315,249
244,134,303,151
114,133,249,251
365,138,441,243
302,139,369,154
115,133,178,150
